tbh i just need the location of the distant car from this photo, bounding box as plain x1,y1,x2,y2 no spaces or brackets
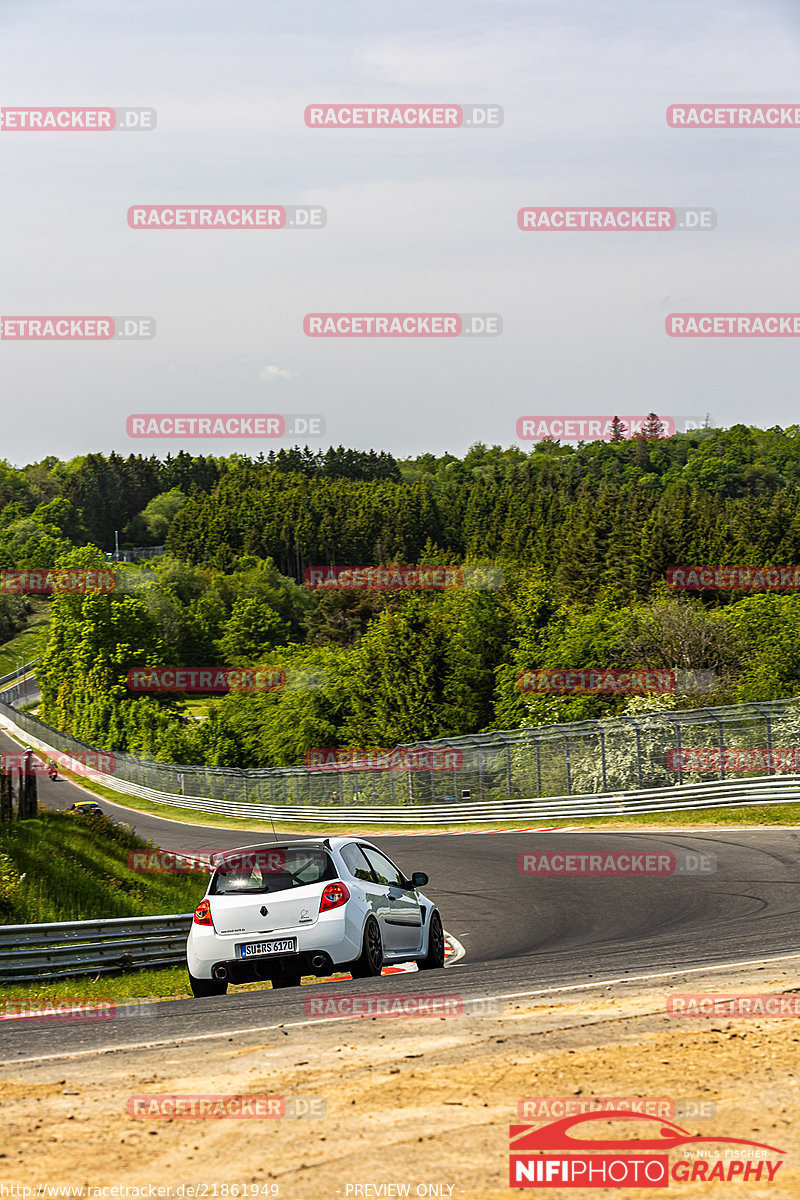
185,836,445,997
69,801,104,818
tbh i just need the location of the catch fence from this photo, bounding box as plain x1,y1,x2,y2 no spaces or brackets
0,914,193,983
1,696,800,813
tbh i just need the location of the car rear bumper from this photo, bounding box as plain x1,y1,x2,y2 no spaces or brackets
205,949,337,984
186,912,362,981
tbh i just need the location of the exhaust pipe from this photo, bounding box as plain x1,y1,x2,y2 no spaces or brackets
213,965,229,981
310,954,326,971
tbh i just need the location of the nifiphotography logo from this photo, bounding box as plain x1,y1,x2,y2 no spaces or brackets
509,1111,785,1188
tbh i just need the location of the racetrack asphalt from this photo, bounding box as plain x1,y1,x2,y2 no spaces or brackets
2,728,799,1063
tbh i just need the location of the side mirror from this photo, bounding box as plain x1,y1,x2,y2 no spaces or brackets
410,871,429,889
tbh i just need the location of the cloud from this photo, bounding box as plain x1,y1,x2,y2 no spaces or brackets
259,364,298,382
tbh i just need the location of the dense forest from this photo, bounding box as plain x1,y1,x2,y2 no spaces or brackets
4,424,800,766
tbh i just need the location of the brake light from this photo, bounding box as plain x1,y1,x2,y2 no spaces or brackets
193,899,214,926
319,881,350,912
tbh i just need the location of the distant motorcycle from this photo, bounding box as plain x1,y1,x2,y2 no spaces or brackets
47,762,58,780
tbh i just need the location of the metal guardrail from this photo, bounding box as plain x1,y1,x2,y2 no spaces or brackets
0,658,42,706
8,690,800,809
87,772,800,822
2,704,800,823
119,545,165,562
0,678,40,706
0,913,193,983
0,658,41,689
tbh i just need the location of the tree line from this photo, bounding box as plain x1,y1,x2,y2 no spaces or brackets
11,423,800,767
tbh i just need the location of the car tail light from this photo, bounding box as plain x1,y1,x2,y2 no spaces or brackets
193,899,214,926
319,881,350,912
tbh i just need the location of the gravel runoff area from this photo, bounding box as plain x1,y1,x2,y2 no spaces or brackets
1,959,799,1198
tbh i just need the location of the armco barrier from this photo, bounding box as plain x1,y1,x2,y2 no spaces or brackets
0,913,194,983
1,697,800,822
3,696,800,823
0,657,41,706
0,658,41,690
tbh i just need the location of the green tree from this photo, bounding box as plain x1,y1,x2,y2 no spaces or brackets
217,598,288,662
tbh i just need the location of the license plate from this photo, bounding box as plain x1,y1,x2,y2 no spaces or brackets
238,938,297,958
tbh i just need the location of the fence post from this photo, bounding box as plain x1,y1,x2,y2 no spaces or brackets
534,733,542,796
591,722,607,792
709,709,725,781
16,761,37,820
620,718,643,788
29,763,38,818
504,736,513,797
671,715,684,785
753,703,774,776
0,770,11,822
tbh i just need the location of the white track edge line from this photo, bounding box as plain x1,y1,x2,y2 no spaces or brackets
5,950,800,1067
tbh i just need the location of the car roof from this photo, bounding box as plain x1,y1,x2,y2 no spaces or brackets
212,836,374,856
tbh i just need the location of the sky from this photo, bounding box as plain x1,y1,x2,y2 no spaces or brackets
1,0,799,465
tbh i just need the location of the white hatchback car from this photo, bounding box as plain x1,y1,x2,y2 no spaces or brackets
185,836,446,996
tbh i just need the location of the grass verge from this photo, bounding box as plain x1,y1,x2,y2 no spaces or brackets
0,808,208,924
0,600,50,677
0,968,288,1004
0,967,197,1004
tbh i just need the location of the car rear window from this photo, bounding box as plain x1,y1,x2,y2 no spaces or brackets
210,846,337,895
